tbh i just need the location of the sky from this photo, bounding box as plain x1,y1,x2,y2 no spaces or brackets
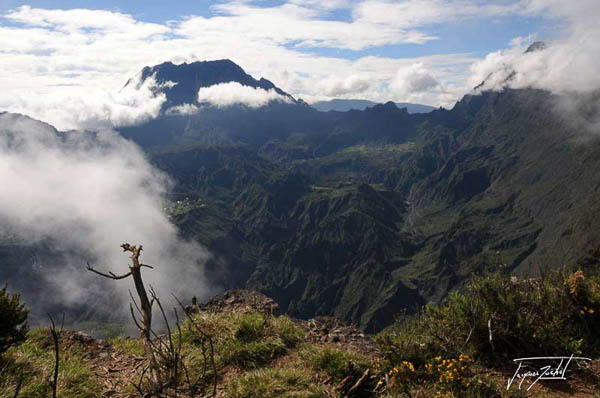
0,0,596,130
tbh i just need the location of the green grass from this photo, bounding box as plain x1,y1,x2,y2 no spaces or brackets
225,368,327,398
300,345,370,382
0,328,102,398
181,312,306,371
66,321,131,340
110,336,145,357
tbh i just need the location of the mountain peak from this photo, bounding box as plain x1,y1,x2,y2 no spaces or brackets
128,59,294,108
524,41,548,53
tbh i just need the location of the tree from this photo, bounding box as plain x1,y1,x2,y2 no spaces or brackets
87,243,217,397
0,285,28,355
86,243,161,391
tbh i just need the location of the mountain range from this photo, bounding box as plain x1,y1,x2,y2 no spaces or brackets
3,59,600,331
310,99,436,113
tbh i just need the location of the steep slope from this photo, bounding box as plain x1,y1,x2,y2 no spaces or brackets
119,61,424,153
5,59,600,334
125,59,295,108
148,86,600,332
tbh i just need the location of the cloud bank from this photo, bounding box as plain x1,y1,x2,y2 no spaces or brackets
0,1,597,129
0,2,494,128
470,0,600,95
0,113,213,319
196,82,292,108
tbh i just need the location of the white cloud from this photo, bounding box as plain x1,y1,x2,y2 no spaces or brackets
353,0,525,28
0,1,594,127
390,63,440,97
0,113,213,315
166,103,200,115
0,3,485,126
196,81,292,108
0,72,167,131
470,0,600,95
315,75,371,97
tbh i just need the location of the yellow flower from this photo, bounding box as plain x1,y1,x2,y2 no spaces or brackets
588,308,595,314
435,356,442,361
377,380,383,386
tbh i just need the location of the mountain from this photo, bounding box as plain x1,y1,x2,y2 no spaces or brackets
5,59,600,333
124,59,296,110
122,61,600,331
311,98,436,113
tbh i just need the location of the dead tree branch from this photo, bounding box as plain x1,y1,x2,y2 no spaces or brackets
86,243,160,393
87,243,217,397
47,313,64,398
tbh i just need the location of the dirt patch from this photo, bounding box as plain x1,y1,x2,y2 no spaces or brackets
296,316,379,357
61,331,143,397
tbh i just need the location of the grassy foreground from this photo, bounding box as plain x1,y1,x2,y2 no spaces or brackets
1,268,600,397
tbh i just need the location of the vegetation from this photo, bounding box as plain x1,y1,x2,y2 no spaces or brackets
0,329,102,398
181,311,305,371
225,368,327,398
2,268,599,397
300,345,370,383
0,284,28,355
374,268,600,396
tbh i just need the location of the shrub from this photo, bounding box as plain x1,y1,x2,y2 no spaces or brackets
0,285,28,355
375,269,600,396
378,269,600,365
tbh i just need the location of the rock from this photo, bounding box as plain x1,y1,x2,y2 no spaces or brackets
189,289,280,316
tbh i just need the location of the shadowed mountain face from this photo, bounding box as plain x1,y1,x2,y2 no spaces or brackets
126,59,295,109
4,59,600,332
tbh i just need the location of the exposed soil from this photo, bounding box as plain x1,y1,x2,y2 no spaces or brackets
61,331,143,397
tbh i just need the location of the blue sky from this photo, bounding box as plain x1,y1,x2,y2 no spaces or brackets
0,0,556,58
0,1,591,130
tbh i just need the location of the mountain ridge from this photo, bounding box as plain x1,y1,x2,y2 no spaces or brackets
4,60,600,333
126,59,296,110
311,98,436,113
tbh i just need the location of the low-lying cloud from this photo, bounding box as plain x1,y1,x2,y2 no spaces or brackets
0,74,168,132
196,82,292,108
0,113,213,321
470,1,600,95
467,0,600,135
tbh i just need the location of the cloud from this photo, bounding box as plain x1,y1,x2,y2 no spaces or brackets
470,0,600,95
0,59,168,131
198,1,438,50
353,0,525,28
390,63,440,97
0,113,213,319
2,1,591,125
315,75,371,97
166,103,200,115
0,3,487,128
196,81,292,108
